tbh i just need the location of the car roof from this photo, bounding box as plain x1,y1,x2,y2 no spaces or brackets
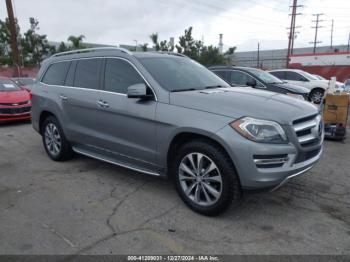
209,65,259,71
269,69,302,72
45,48,188,64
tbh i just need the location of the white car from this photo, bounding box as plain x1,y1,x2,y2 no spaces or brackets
269,69,344,103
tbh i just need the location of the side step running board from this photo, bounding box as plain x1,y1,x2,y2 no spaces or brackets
72,146,161,177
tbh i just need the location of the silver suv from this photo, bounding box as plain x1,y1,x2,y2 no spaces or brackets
31,48,324,215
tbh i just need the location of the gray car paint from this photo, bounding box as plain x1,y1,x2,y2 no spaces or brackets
31,49,323,190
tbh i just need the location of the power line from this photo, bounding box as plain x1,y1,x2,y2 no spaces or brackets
309,13,324,53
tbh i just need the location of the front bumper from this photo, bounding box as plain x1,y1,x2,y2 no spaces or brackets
0,105,32,123
0,112,31,123
215,125,323,190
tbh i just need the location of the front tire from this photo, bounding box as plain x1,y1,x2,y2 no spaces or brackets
172,139,242,216
41,116,73,161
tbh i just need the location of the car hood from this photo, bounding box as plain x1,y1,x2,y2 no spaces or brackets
170,87,319,125
0,90,30,104
269,82,309,94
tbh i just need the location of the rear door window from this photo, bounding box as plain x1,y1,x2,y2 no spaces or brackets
285,71,306,81
42,61,71,85
270,71,286,79
74,59,103,89
104,58,144,94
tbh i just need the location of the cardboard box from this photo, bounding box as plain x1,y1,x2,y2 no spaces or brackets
323,93,349,127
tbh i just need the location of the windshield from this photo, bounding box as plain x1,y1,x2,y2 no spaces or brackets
298,71,318,81
244,68,283,84
139,57,229,91
0,79,21,92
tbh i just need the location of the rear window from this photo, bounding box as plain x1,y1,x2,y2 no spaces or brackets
0,79,21,91
74,59,102,89
42,61,71,85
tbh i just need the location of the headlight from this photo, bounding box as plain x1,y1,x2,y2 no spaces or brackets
230,117,287,143
286,93,305,100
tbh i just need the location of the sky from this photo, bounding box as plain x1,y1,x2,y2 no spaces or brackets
0,0,349,52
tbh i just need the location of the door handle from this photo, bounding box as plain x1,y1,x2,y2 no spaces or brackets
59,94,68,101
97,100,109,108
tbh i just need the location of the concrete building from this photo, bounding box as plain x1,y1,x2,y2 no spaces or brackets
229,44,350,69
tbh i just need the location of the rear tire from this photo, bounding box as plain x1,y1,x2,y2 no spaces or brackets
171,139,242,216
41,116,73,161
310,88,325,104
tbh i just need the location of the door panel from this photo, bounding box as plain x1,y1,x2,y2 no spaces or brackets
60,58,103,145
93,58,158,166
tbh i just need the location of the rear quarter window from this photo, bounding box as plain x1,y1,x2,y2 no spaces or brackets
41,61,71,85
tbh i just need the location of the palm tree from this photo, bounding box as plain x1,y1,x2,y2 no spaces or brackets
150,33,160,51
67,35,85,49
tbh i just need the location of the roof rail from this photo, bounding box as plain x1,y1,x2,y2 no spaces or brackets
50,47,133,58
149,51,188,58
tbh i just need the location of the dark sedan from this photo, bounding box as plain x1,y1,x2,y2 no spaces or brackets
209,66,310,100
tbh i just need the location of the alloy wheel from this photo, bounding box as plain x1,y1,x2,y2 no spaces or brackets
44,123,62,156
311,91,324,103
178,152,223,206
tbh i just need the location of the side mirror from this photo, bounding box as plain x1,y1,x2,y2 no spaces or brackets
246,79,257,87
127,83,152,99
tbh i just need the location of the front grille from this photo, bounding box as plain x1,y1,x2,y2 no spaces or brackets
294,147,322,163
0,101,29,106
0,106,31,115
293,114,323,147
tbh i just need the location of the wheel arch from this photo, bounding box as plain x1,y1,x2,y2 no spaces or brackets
166,131,238,177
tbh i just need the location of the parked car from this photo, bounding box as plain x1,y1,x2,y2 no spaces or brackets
269,69,344,103
344,79,350,92
209,66,310,100
0,77,32,123
31,48,323,215
12,77,36,91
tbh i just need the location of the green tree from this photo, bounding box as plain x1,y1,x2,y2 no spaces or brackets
198,45,227,66
150,33,160,51
140,43,148,51
57,41,70,52
21,17,54,65
67,34,86,49
175,26,229,66
225,46,236,55
0,18,21,65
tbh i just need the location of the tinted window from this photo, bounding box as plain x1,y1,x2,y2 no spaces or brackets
139,57,229,91
74,59,102,89
230,71,255,86
104,59,144,94
42,62,71,85
270,71,286,79
213,70,228,82
0,79,21,91
285,71,306,81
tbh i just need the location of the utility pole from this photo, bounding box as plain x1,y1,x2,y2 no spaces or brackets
257,42,260,68
5,0,20,76
347,32,350,52
330,19,334,49
286,0,302,67
310,13,324,54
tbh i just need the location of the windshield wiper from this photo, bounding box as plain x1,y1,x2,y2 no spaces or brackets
170,88,196,93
